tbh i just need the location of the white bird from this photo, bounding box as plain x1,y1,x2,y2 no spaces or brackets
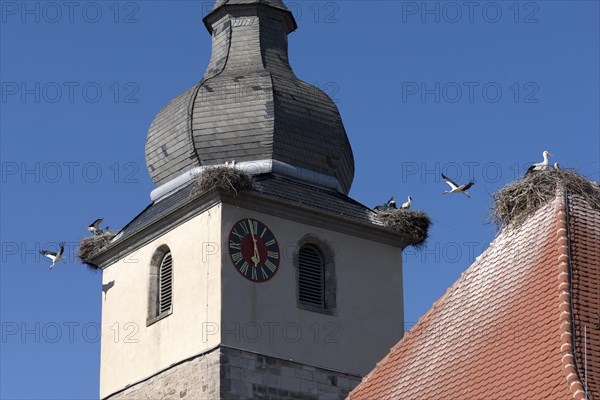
526,150,552,175
401,195,412,209
105,226,114,235
374,196,395,211
388,197,397,209
553,162,560,170
225,160,236,167
40,242,65,270
87,218,104,235
442,174,475,198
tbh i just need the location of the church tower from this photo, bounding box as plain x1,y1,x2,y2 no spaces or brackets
94,1,407,399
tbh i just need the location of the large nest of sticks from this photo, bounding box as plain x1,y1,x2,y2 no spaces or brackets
492,169,600,229
376,209,431,248
190,166,254,198
77,233,116,271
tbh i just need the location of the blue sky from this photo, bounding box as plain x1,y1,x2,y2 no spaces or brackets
1,1,598,398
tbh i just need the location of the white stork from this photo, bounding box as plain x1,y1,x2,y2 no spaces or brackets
401,195,412,209
526,151,552,175
40,242,65,270
87,218,104,235
442,174,475,198
553,162,560,170
388,197,397,209
374,196,395,211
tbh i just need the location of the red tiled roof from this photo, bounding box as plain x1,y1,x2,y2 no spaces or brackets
349,192,599,400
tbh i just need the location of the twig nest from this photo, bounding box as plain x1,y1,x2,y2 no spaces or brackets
190,166,254,198
376,209,431,248
492,169,600,229
78,233,116,271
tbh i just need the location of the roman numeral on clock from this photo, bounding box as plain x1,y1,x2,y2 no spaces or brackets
231,251,243,264
260,267,269,280
239,261,250,276
265,259,277,273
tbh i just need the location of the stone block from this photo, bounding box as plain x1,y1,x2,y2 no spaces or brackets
295,369,313,380
281,375,300,392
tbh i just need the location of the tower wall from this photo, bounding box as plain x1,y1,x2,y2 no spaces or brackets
107,346,361,400
220,204,405,376
99,205,223,399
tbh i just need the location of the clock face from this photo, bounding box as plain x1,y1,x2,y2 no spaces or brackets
228,218,280,282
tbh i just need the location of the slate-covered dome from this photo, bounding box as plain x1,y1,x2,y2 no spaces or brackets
145,0,355,193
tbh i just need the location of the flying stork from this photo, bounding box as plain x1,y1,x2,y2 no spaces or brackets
442,174,475,198
40,242,65,270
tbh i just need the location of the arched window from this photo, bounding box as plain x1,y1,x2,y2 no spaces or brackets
298,244,325,308
147,245,173,325
158,252,173,315
296,237,336,313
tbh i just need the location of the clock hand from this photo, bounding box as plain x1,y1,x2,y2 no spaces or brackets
250,231,260,267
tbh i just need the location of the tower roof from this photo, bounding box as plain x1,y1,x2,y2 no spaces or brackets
212,0,290,10
145,0,353,194
348,190,600,400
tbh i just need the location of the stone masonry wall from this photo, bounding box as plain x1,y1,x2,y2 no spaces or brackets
107,347,221,400
105,346,361,400
221,346,361,400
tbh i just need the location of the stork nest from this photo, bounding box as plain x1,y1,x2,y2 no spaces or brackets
492,169,600,229
190,166,254,198
376,209,431,248
77,233,116,271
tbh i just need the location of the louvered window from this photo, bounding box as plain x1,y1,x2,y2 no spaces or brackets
298,245,325,308
158,252,173,315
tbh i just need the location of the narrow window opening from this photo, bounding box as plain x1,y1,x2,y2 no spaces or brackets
158,252,173,315
299,244,325,308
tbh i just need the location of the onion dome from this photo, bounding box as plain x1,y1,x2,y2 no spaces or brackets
145,0,354,193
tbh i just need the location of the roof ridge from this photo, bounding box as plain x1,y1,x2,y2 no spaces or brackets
557,192,588,400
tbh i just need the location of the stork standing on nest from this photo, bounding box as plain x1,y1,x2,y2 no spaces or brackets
40,242,65,270
87,218,104,235
442,174,475,198
401,195,412,209
374,197,396,211
388,197,397,209
526,151,552,176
